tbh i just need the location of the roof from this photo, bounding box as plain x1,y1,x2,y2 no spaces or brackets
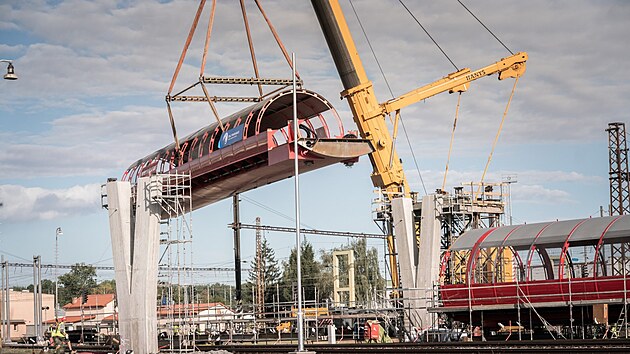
451,215,630,251
44,315,96,324
63,293,115,309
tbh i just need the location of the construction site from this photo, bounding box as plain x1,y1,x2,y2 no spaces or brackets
1,1,629,353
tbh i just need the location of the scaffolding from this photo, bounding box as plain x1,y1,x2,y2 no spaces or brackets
441,182,510,284
154,173,195,352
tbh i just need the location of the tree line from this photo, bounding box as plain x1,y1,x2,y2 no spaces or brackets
14,238,384,310
243,238,385,309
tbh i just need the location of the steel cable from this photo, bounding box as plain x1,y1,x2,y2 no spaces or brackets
348,0,428,195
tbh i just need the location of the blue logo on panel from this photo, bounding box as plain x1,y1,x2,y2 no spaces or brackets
218,124,244,149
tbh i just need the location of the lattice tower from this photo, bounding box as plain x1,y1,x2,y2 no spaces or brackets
255,217,265,318
607,122,630,215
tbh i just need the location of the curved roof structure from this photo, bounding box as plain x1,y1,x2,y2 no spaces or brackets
120,88,373,213
451,215,630,251
123,88,339,181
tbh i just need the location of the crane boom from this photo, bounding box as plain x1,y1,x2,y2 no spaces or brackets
312,1,527,199
312,0,409,200
311,0,527,292
382,52,527,114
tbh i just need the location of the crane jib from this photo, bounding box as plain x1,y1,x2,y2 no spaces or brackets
466,69,487,81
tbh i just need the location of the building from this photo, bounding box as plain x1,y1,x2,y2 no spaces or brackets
157,302,236,334
1,290,54,341
49,294,116,333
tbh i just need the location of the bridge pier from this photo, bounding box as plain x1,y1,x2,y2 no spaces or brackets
106,177,161,354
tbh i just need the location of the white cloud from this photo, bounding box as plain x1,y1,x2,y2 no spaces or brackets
0,103,217,179
516,170,602,184
0,0,626,225
0,183,102,222
511,184,573,205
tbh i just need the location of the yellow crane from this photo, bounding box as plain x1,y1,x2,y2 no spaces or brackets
311,0,527,289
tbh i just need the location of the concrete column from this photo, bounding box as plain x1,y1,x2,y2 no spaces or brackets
107,177,161,354
392,197,417,288
106,180,133,352
415,194,443,329
393,195,443,330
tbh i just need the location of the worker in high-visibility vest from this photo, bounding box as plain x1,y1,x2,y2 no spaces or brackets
51,321,73,354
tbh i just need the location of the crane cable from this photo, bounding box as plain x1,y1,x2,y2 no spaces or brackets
457,0,514,55
165,0,207,153
348,0,428,195
240,0,263,98
442,93,462,191
398,0,459,71
164,0,300,154
478,76,520,191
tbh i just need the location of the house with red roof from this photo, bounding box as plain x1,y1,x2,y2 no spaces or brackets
53,294,116,330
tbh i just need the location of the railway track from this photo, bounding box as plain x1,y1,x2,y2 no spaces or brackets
6,339,630,354
200,339,630,353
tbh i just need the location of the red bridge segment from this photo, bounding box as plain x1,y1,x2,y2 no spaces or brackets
123,89,373,211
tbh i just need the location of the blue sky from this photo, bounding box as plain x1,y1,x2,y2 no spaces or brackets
0,0,627,286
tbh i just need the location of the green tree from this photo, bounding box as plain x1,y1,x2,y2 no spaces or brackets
247,237,282,305
58,263,97,306
280,241,321,304
194,283,234,305
320,239,385,305
157,283,235,307
95,279,116,294
26,279,55,294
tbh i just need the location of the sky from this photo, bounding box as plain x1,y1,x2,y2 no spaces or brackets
0,0,627,287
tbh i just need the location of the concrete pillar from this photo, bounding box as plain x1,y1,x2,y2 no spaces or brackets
391,197,416,289
391,197,424,329
415,194,443,329
393,195,443,330
106,177,161,354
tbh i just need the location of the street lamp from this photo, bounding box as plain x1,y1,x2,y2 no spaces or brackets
1,60,17,80
502,175,518,225
291,53,307,353
55,227,63,318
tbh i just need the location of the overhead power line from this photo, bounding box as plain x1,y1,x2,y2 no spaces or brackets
5,262,241,273
231,223,385,239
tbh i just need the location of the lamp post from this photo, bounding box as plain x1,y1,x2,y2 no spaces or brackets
291,53,307,353
55,227,62,319
502,175,518,225
0,60,17,80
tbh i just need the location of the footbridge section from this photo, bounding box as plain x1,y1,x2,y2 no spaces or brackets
104,88,372,354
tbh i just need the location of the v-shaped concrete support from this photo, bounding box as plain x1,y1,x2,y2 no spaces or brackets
106,177,161,354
